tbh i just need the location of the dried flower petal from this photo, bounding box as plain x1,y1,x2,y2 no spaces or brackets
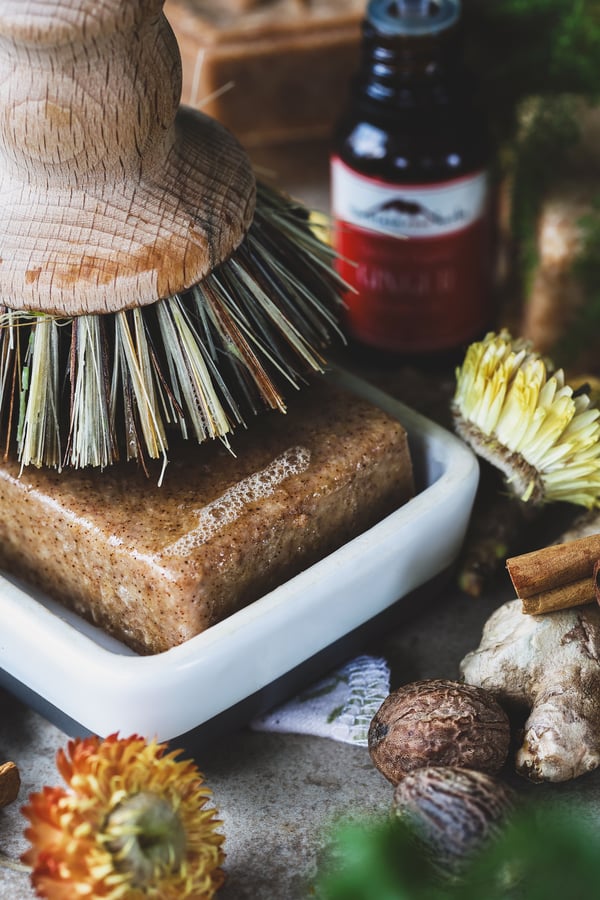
453,331,600,507
21,734,224,900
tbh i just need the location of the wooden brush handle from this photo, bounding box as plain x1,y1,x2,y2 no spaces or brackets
0,1,181,184
0,0,255,315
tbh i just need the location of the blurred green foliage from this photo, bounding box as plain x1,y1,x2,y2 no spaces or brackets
315,804,600,900
557,197,600,366
462,0,600,146
459,2,600,360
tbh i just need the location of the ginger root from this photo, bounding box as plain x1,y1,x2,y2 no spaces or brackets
460,599,600,783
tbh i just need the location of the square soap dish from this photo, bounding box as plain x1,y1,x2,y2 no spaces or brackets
0,369,479,749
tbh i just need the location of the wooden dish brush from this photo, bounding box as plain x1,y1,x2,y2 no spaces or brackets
0,0,345,474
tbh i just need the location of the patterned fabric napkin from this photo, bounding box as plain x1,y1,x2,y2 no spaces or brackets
250,655,390,746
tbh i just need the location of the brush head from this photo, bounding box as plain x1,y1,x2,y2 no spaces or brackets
452,331,600,508
0,0,256,316
0,1,347,472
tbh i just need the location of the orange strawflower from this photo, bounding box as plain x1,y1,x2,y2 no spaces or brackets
21,734,225,899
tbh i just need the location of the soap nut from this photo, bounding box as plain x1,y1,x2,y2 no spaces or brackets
368,679,511,784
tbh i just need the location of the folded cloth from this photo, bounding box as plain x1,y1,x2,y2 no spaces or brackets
250,655,390,746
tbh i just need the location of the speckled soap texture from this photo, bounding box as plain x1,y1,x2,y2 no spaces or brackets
0,383,414,654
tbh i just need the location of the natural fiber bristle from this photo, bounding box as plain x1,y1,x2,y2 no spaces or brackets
452,330,600,508
0,182,347,473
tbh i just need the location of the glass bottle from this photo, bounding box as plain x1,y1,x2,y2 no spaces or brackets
330,0,494,360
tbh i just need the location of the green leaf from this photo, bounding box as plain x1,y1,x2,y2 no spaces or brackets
461,804,600,899
316,804,600,900
316,818,449,900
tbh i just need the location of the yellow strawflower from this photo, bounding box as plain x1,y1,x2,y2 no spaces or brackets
21,734,225,899
453,331,600,507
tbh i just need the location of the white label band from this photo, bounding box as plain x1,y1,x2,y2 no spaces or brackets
331,158,489,239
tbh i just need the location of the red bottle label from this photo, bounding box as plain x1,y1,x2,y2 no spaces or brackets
330,157,492,353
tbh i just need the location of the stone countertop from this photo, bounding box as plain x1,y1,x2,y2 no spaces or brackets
2,581,600,899
2,140,600,898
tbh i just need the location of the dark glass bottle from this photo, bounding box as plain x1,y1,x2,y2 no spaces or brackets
331,0,494,360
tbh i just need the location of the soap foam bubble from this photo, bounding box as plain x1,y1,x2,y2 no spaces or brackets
162,446,311,557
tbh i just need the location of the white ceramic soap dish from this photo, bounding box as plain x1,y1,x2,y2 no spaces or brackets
0,370,479,748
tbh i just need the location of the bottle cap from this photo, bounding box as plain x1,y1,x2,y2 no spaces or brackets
366,0,461,36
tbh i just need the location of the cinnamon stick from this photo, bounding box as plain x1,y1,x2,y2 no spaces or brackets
507,534,600,615
520,577,594,615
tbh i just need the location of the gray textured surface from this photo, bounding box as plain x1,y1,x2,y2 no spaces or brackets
2,583,600,899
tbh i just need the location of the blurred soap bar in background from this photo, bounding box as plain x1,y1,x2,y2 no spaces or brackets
164,0,363,146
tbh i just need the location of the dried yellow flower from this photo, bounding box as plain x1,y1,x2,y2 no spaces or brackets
21,734,225,899
452,331,600,507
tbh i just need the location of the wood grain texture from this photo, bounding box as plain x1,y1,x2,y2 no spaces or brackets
520,576,594,615
0,0,256,315
507,534,600,598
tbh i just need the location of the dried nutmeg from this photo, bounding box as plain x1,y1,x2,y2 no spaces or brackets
0,761,20,808
368,679,510,784
392,766,516,872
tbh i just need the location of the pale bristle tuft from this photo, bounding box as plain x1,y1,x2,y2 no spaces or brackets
452,330,600,508
0,183,347,471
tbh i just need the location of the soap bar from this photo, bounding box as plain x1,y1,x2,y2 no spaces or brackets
0,382,414,654
165,0,362,145
215,0,267,12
